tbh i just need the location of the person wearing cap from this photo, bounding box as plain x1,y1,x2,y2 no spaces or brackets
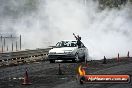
73,33,81,48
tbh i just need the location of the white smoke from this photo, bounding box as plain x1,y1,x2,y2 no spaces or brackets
0,0,132,59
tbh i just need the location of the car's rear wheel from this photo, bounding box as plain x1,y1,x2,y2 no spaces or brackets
49,60,55,63
82,55,85,62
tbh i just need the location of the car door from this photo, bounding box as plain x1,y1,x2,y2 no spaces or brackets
81,43,86,57
78,42,85,58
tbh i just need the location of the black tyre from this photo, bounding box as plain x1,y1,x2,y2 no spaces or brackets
75,53,80,62
82,55,85,62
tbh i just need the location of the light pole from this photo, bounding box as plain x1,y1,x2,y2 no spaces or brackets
20,35,21,50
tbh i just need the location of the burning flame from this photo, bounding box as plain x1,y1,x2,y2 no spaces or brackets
78,65,86,76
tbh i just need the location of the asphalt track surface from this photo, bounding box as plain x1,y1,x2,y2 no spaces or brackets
0,58,132,88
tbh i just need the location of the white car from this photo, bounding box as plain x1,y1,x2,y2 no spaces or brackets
48,40,89,63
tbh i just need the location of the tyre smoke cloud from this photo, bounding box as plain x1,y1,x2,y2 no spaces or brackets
0,0,132,59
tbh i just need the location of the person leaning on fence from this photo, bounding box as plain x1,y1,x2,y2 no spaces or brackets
73,33,81,48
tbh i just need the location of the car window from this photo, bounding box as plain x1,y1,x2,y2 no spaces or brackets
56,42,62,47
56,41,77,47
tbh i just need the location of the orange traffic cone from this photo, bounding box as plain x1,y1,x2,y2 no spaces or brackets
127,51,130,58
22,69,32,85
117,53,119,62
86,63,88,67
103,56,107,64
58,64,62,75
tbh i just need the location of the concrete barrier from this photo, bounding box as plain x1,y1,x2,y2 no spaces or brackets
0,48,51,67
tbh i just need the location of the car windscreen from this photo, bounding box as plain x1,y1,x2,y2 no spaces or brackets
56,41,77,47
